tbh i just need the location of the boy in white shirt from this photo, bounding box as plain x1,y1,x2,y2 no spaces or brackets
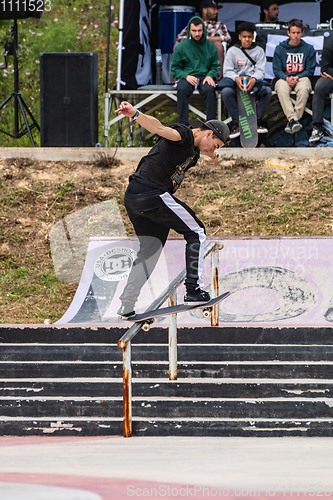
219,21,272,139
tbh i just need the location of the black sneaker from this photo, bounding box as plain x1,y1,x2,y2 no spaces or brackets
229,124,240,139
184,289,211,305
309,127,324,143
290,119,302,133
117,304,135,320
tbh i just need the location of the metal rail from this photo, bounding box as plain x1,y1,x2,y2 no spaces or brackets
118,241,224,437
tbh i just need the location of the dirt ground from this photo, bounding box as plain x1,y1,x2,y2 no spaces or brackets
1,152,333,324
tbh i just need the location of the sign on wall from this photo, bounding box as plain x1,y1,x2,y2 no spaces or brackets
57,236,333,327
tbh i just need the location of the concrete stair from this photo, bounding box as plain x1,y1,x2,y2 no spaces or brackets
1,326,333,436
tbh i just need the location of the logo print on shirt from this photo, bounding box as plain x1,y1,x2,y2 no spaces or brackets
286,53,304,73
171,156,197,193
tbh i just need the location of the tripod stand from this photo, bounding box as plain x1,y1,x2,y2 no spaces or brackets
0,19,40,147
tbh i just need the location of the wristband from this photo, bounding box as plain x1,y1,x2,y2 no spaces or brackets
131,109,139,120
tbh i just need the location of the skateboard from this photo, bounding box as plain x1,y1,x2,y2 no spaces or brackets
129,291,230,331
237,87,258,148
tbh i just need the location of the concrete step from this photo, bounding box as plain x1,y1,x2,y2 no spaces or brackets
2,361,333,379
2,343,333,362
2,325,333,345
1,397,333,419
1,379,332,398
130,418,333,437
1,326,333,436
1,417,333,437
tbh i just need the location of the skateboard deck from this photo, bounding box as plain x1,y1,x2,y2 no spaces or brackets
322,123,333,140
129,292,230,330
237,88,258,148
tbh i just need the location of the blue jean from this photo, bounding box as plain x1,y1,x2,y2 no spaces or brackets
221,85,272,124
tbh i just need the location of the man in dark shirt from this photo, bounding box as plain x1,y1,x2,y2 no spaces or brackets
259,0,287,28
309,36,333,143
260,0,279,23
115,101,229,319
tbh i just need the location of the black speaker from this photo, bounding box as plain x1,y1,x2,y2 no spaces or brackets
40,52,98,147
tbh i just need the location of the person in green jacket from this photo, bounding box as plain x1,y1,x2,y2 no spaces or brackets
171,16,221,126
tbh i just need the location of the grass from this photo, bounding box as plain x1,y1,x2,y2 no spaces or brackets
187,161,333,238
0,254,74,322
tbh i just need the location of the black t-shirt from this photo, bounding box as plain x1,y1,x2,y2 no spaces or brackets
130,124,200,194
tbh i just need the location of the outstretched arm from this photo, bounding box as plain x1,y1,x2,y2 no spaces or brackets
115,101,181,141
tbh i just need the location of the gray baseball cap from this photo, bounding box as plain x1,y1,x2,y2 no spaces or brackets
198,119,229,144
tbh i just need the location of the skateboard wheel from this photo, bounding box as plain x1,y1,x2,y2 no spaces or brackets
203,308,211,318
142,318,155,332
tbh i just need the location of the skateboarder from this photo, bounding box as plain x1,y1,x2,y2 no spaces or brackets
115,101,229,319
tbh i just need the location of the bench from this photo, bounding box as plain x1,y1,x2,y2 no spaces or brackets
104,86,333,147
104,86,222,147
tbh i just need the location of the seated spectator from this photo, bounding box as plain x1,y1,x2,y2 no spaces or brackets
219,21,272,138
309,35,333,142
175,0,231,81
171,16,220,126
273,19,316,134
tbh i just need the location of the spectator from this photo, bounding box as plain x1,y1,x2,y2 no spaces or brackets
259,0,279,23
175,0,231,80
171,16,221,126
219,21,272,138
309,35,333,142
272,19,316,134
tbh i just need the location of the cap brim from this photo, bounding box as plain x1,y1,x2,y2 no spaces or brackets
197,119,229,143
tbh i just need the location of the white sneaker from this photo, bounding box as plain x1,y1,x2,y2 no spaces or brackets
257,125,268,134
229,125,240,139
309,128,324,143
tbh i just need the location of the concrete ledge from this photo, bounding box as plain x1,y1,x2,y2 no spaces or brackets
0,147,332,163
218,147,333,159
0,147,147,162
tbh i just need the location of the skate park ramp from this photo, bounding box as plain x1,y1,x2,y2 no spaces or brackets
55,235,333,327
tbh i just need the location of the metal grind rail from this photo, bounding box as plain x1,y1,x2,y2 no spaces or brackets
117,242,224,437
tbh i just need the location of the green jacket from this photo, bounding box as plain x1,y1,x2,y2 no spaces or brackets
171,16,221,81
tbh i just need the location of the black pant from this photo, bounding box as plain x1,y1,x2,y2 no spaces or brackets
176,77,217,126
221,85,272,124
119,182,206,307
312,76,333,126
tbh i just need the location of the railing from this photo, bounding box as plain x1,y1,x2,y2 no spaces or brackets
117,241,224,437
103,89,223,147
